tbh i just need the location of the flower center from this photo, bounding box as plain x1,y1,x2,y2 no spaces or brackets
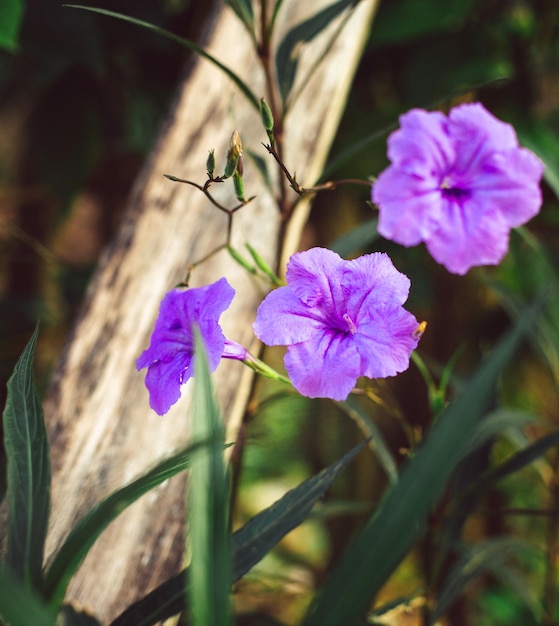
440,176,470,201
343,313,357,334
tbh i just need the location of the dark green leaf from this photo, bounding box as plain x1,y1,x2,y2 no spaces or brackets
462,408,540,459
268,0,286,39
225,0,255,38
429,538,535,624
371,0,475,46
43,440,224,606
518,124,559,201
482,428,559,487
0,565,56,626
0,0,24,52
329,218,379,257
275,0,357,103
301,298,542,626
64,5,260,111
110,440,367,626
320,124,394,181
189,327,232,626
3,325,50,588
337,397,398,485
57,604,102,626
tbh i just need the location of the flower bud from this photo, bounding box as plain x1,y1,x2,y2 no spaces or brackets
260,98,274,132
224,129,243,178
233,169,246,203
260,98,275,147
206,149,216,177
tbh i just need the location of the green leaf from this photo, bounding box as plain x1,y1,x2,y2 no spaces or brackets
371,0,475,46
57,604,102,626
64,5,260,111
329,218,379,257
301,298,542,626
0,566,56,626
462,408,540,459
225,0,255,39
337,397,398,485
110,440,367,626
232,438,367,580
482,428,559,487
429,538,535,624
43,440,223,606
275,0,357,104
0,0,24,52
518,123,559,201
189,327,232,626
268,0,286,39
3,325,50,588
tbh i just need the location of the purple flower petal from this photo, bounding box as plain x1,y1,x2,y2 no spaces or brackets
286,247,345,309
426,202,510,275
355,307,420,378
284,331,361,400
341,253,411,315
137,278,235,415
373,102,544,274
253,285,329,345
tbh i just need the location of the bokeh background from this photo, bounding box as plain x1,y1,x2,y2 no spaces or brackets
1,0,558,624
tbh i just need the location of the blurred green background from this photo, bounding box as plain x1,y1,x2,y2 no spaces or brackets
1,0,559,624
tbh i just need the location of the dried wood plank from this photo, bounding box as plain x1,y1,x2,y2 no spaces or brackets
40,1,379,621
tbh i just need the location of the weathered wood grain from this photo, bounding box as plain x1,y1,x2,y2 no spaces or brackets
41,1,378,621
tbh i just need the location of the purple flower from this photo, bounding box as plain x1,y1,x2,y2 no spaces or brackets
372,103,544,275
137,278,236,415
253,247,420,401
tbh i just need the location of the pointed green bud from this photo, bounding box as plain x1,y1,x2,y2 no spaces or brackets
260,98,275,147
206,149,216,176
260,98,274,132
224,129,243,178
233,156,246,202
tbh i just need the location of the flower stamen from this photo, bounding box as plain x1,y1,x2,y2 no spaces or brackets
343,313,357,334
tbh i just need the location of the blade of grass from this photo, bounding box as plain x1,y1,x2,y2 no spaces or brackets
188,327,231,626
64,5,260,111
3,325,50,588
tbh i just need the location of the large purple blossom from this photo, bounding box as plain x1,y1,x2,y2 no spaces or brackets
253,247,420,401
137,278,238,415
372,103,544,275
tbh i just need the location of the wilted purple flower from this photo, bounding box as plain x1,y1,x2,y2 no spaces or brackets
372,103,544,275
137,278,239,415
253,247,421,401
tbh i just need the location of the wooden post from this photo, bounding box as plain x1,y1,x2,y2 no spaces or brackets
42,1,378,620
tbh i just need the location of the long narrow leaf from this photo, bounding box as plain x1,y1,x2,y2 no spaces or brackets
275,0,356,103
482,428,559,486
0,0,24,52
64,5,260,111
429,538,536,624
225,0,255,40
43,440,224,606
0,565,56,626
110,439,367,626
3,325,51,588
189,327,231,626
301,298,542,626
